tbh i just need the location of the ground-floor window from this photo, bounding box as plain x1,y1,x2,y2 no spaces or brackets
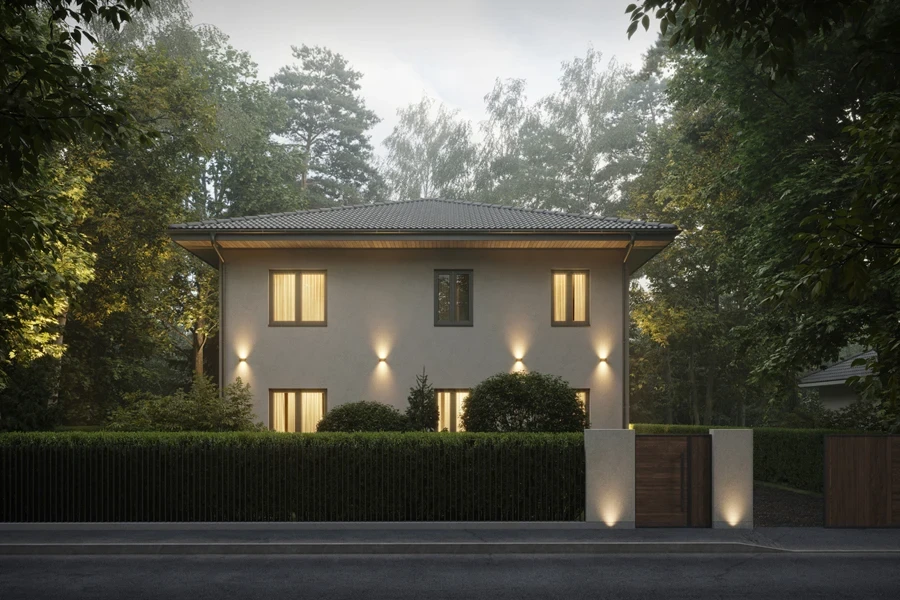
269,389,326,432
575,389,590,426
437,389,469,432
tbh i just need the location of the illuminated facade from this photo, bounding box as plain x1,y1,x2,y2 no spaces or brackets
169,199,678,431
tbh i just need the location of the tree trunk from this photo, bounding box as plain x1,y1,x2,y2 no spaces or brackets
49,308,68,408
193,315,207,377
664,351,674,425
689,345,700,425
704,361,715,425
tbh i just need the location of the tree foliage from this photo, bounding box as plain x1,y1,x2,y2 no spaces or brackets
272,45,381,206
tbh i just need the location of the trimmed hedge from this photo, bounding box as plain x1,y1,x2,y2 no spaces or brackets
632,424,844,493
0,432,584,522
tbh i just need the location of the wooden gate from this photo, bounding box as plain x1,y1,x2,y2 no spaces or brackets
825,435,900,528
635,435,711,527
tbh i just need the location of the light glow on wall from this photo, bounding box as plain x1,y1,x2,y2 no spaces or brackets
598,499,624,527
720,493,750,527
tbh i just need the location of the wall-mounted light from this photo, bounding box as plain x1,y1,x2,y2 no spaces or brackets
598,356,608,363
238,356,247,363
378,357,387,363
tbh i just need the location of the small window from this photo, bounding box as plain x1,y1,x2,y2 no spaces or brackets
269,389,326,433
575,389,590,427
437,389,469,432
551,270,589,326
434,270,473,326
270,270,326,326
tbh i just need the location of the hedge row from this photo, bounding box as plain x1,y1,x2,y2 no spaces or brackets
632,424,843,492
0,432,584,522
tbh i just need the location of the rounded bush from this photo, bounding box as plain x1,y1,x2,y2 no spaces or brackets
461,371,587,432
316,401,409,432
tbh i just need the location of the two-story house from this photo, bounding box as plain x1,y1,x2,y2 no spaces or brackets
169,199,678,431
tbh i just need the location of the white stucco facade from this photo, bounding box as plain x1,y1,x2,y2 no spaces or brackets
220,247,628,429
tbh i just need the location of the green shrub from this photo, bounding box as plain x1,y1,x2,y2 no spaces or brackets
405,369,438,431
106,375,262,432
632,423,845,492
317,401,409,432
0,432,584,521
462,371,587,432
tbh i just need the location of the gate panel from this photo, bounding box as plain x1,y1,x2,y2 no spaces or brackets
635,435,711,528
825,436,893,527
688,436,712,528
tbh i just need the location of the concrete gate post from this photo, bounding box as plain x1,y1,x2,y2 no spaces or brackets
710,429,753,529
584,429,635,527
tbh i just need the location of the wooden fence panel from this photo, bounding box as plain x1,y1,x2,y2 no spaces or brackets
825,435,897,528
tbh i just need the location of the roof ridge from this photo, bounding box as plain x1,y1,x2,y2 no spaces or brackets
422,197,626,222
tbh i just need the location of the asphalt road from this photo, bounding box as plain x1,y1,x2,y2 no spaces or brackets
1,554,899,599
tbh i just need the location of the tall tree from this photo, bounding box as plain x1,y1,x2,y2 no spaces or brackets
625,0,900,416
0,0,149,389
382,97,477,200
272,45,381,207
474,50,666,213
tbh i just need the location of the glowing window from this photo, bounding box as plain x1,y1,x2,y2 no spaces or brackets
270,270,326,325
575,389,590,427
269,390,326,433
551,270,589,326
437,389,470,432
435,270,473,326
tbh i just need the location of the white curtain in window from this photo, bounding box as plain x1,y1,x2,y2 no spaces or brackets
456,391,469,432
572,272,587,322
300,391,324,433
552,273,567,322
272,391,296,432
301,272,325,322
272,273,296,322
438,391,452,432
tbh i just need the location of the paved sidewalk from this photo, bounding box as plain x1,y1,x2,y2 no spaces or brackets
1,523,899,555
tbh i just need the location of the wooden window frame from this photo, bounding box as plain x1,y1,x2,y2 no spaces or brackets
268,270,327,327
575,389,590,427
434,269,474,327
268,389,327,432
436,389,470,432
550,269,590,327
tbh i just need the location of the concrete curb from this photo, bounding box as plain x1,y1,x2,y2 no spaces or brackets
0,541,784,555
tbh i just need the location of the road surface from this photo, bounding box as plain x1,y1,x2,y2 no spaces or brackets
2,553,899,599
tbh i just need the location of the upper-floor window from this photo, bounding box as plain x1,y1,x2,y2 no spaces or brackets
270,270,326,326
551,270,589,326
435,270,473,326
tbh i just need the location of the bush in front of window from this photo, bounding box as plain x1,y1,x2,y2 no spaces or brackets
405,368,438,431
106,375,263,432
316,401,409,432
461,371,587,433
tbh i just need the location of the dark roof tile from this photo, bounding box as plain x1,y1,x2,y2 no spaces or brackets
169,198,678,233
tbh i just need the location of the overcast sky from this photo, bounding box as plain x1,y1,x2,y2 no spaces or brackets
190,0,657,149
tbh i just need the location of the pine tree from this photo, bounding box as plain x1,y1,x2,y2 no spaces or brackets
405,368,438,431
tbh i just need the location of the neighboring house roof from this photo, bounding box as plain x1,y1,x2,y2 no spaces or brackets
169,198,678,233
798,351,876,387
168,198,679,273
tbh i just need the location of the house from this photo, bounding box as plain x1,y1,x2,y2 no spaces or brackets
168,199,679,431
798,350,875,411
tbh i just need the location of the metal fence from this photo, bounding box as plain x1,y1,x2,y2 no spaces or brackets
0,433,585,522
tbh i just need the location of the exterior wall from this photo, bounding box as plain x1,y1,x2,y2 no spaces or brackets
222,248,626,429
818,384,859,411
